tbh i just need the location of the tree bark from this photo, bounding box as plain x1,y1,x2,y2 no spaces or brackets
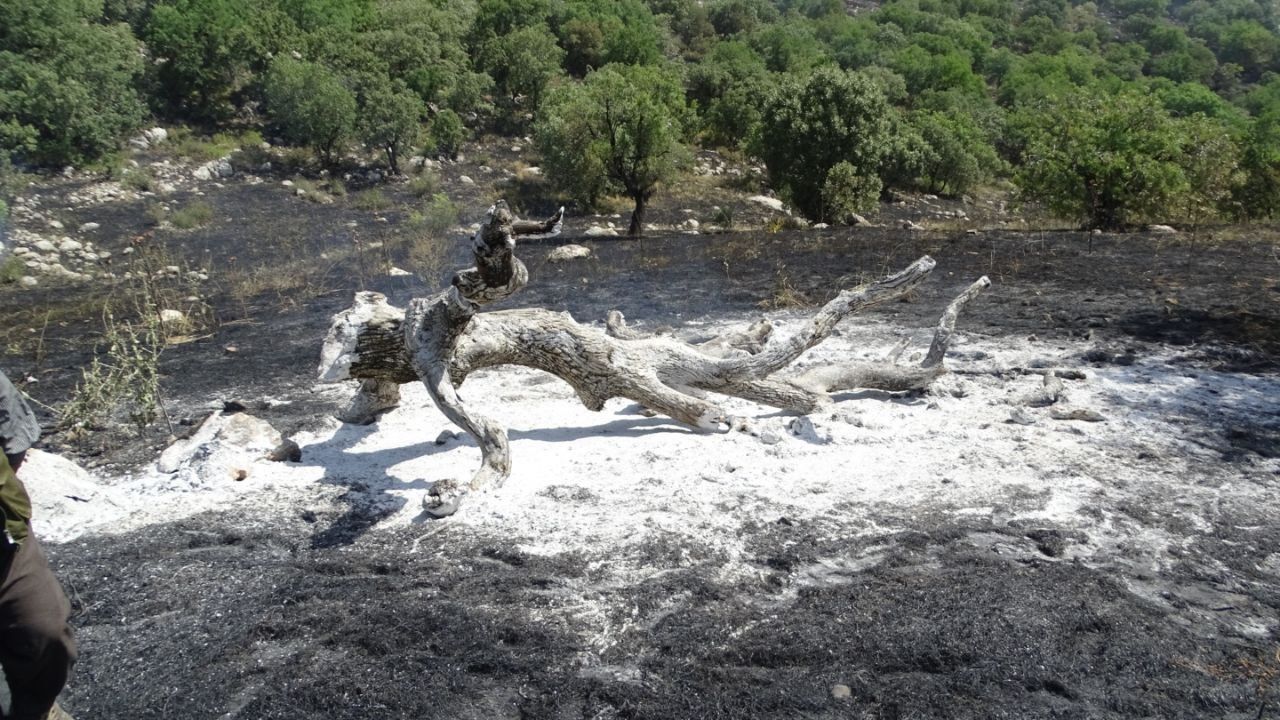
319,200,989,516
628,192,648,236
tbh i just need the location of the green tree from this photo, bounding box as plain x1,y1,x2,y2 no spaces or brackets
1014,91,1187,229
750,66,892,222
427,108,467,158
536,64,692,235
0,0,146,166
359,80,424,173
1174,114,1242,226
478,23,566,120
263,56,357,165
1231,111,1280,219
145,0,292,121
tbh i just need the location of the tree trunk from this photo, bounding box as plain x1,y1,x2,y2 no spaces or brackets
628,192,648,236
319,201,989,516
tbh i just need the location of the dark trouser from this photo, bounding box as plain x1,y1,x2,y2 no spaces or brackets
0,532,76,720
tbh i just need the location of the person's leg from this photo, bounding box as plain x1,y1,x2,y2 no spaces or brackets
2,454,23,475
0,532,76,720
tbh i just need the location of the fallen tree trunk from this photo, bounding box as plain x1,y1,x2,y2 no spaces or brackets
319,201,990,516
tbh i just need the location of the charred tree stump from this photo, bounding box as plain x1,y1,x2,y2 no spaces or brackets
319,201,990,516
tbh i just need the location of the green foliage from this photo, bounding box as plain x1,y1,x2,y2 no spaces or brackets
63,308,166,432
536,63,692,235
477,23,566,126
358,80,425,173
0,253,23,284
896,109,1002,195
170,200,215,229
821,161,881,223
554,0,664,76
751,66,892,222
426,109,467,159
1231,111,1280,219
352,189,393,211
412,192,461,235
1174,113,1242,225
1014,91,1188,229
0,0,146,166
263,56,357,164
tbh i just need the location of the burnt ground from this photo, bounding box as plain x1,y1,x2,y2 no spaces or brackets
2,169,1280,718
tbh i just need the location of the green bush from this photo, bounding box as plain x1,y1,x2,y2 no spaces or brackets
263,57,357,165
821,161,881,223
427,109,467,159
352,189,393,211
170,201,215,229
751,66,891,222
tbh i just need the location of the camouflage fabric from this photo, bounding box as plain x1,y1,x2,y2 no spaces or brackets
0,452,31,544
0,369,40,459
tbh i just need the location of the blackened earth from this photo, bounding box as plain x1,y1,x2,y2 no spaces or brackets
4,183,1279,719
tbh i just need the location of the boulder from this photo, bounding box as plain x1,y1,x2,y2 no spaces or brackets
547,244,593,262
747,195,785,212
1147,224,1177,234
583,225,618,237
156,412,285,488
18,449,123,543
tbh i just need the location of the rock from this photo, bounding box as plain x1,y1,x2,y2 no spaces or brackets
902,220,924,231
787,416,829,443
47,219,64,230
193,165,213,181
747,195,784,212
281,179,294,187
295,187,307,197
511,145,522,152
265,439,302,463
387,266,413,277
681,218,700,230
1147,224,1177,234
158,308,188,327
831,685,853,701
758,430,783,445
583,225,618,237
547,244,593,262
17,450,122,543
1050,407,1106,422
58,239,82,253
434,430,458,445
78,222,100,233
34,240,56,253
1006,408,1037,425
19,277,37,288
156,412,285,488
459,175,475,185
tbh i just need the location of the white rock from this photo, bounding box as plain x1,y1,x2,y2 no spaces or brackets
47,219,64,230
747,195,785,212
387,266,413,277
281,179,294,187
34,240,56,253
584,225,618,237
681,218,700,230
78,222,100,233
459,175,475,185
193,165,213,181
156,412,284,488
159,309,187,326
511,145,522,152
58,239,82,253
813,223,829,229
295,187,307,196
144,127,168,145
19,276,37,288
547,244,593,262
1148,224,1177,234
18,450,122,542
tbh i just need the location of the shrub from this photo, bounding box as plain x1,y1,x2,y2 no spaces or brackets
427,109,467,159
751,66,891,222
170,201,215,229
821,161,881,223
263,57,357,165
353,189,393,211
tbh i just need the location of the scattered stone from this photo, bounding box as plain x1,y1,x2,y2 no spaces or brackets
787,416,829,443
759,430,783,445
681,218,700,230
1006,408,1037,425
34,239,56,253
281,179,294,187
295,187,306,197
156,412,285,488
58,238,82,253
158,308,188,327
547,244,593,262
1147,224,1177,234
387,266,413,277
265,439,303,463
19,277,37,288
583,225,618,237
78,222,100,233
510,145,522,152
812,223,829,229
459,175,475,185
47,219,64,230
1050,407,1106,422
1021,373,1064,408
902,220,924,231
831,685,853,701
747,195,784,212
